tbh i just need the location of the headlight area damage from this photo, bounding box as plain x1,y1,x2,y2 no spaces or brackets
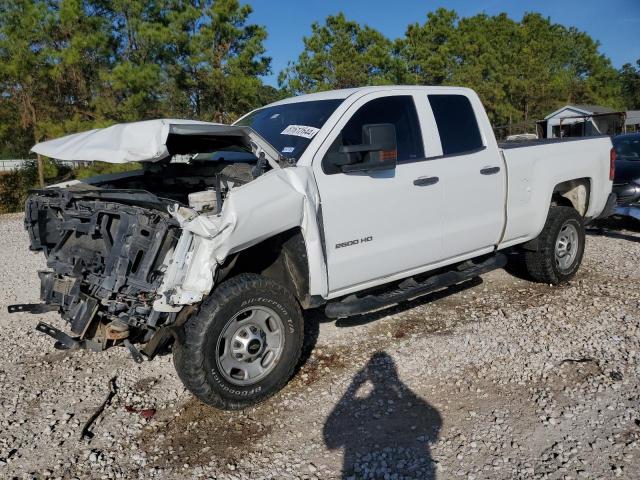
14,188,184,361
10,167,324,363
9,120,320,362
9,119,327,364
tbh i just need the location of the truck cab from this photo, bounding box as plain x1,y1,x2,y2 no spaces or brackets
298,87,506,295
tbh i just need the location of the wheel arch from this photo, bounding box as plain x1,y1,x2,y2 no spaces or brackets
551,178,591,217
216,227,324,309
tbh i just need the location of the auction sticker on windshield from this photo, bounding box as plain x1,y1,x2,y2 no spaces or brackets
281,125,320,139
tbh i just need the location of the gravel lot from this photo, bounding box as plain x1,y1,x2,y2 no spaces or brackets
1,212,640,479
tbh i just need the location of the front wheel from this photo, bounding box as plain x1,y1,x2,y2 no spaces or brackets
522,206,585,284
174,273,304,410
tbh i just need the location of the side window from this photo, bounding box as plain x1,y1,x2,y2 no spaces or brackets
323,95,424,174
428,94,483,156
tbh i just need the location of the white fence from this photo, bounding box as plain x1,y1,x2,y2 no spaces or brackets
0,159,77,172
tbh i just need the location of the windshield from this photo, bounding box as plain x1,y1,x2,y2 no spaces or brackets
235,99,343,160
615,136,640,161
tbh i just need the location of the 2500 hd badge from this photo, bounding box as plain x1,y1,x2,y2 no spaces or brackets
335,236,373,249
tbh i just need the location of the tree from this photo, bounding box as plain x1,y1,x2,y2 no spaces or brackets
0,0,274,147
92,0,170,121
395,8,458,86
160,0,271,122
281,10,625,128
620,59,640,109
555,25,623,110
0,0,112,183
75,0,270,123
278,13,402,94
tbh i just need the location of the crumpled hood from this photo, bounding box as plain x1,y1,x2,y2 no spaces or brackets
31,119,218,163
30,119,282,168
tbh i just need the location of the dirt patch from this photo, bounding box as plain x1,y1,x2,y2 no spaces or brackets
295,346,349,386
552,358,603,387
140,398,273,468
133,376,158,394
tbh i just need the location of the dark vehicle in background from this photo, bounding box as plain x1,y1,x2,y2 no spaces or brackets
612,133,640,205
609,133,640,221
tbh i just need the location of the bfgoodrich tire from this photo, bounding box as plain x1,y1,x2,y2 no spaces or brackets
174,273,304,410
523,206,585,284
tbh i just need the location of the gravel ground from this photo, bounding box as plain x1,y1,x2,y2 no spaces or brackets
1,212,640,479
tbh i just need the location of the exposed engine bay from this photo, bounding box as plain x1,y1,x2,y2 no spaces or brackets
9,119,321,363
19,155,266,359
97,158,262,212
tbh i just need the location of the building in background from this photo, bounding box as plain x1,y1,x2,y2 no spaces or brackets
626,111,640,132
537,104,626,138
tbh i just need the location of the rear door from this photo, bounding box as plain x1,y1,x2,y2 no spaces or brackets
312,90,445,295
425,93,506,258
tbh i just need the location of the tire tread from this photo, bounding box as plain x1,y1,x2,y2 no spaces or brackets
174,273,303,410
523,206,584,284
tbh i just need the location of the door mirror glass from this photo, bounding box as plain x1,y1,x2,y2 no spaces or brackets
327,123,398,173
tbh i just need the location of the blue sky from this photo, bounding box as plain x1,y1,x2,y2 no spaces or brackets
248,0,640,87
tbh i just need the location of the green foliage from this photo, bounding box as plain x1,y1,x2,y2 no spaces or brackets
90,0,271,123
395,8,458,86
0,159,72,214
282,10,626,127
620,60,640,109
278,13,404,95
0,4,634,214
0,160,141,213
74,162,141,180
0,0,273,150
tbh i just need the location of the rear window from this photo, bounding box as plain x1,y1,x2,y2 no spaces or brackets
428,94,483,156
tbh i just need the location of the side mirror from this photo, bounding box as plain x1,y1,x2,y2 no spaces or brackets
327,123,398,173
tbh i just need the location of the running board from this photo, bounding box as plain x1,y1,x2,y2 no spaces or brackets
325,253,507,319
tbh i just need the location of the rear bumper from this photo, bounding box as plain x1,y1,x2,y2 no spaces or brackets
613,203,640,221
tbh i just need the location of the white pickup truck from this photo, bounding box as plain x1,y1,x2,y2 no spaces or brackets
12,86,616,409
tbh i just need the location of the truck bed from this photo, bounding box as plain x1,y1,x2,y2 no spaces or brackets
498,134,611,149
498,135,613,249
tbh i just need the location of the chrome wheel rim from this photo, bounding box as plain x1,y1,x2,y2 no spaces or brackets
555,222,579,271
215,306,285,386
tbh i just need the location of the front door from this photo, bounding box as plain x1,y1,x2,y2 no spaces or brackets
312,91,445,295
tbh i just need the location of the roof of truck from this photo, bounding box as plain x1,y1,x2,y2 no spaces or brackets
268,85,473,106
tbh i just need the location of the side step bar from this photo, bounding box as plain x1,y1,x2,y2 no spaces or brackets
325,253,507,319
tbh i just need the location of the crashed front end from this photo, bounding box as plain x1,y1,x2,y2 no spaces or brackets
10,118,325,362
17,187,185,360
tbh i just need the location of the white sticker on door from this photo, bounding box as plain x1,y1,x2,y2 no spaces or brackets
282,146,295,153
280,125,320,139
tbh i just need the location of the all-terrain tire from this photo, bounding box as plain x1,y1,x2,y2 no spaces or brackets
174,273,304,410
523,206,585,284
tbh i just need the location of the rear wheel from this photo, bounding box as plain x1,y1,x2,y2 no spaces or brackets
174,273,304,410
522,206,585,284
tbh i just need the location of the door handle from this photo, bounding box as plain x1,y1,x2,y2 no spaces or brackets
413,176,439,186
480,166,500,175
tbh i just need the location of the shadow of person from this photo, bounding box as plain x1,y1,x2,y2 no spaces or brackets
323,351,442,479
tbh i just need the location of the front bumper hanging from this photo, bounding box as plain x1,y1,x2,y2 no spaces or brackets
8,305,145,361
7,303,59,314
34,321,101,351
